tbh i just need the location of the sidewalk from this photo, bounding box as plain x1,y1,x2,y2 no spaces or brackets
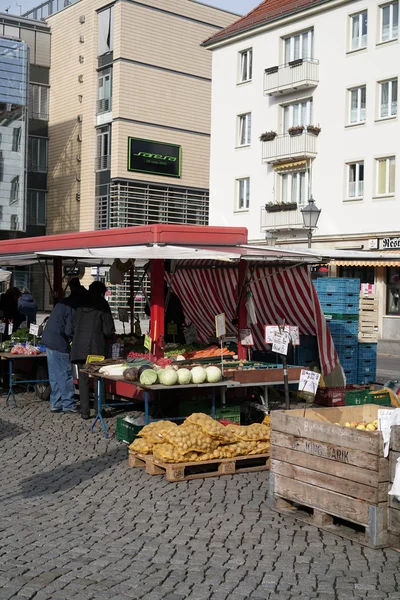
378,339,400,357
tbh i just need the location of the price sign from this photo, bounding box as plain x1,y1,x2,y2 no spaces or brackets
265,324,300,346
8,323,13,336
0,323,5,334
118,307,129,323
239,328,254,346
272,331,290,355
299,369,321,395
289,326,300,346
144,334,152,351
215,313,226,339
167,322,178,335
29,324,40,336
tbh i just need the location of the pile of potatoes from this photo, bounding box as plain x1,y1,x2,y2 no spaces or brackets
129,413,271,463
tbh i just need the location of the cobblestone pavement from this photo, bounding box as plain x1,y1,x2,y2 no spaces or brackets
1,393,399,600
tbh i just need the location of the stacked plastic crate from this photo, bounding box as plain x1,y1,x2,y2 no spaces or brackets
314,278,360,384
357,343,377,384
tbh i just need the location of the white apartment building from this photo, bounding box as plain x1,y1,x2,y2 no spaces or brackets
204,0,400,340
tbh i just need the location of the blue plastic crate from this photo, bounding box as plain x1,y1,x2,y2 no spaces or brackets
358,343,378,361
336,345,358,358
330,332,358,346
328,319,359,336
321,301,359,314
317,291,360,304
358,373,377,385
339,355,358,371
314,278,360,294
358,359,377,375
344,370,358,384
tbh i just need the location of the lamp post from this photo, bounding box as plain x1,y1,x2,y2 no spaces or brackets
301,196,321,248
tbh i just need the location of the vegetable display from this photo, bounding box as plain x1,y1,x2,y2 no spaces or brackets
176,368,192,385
158,369,178,386
205,366,222,383
140,370,158,386
191,366,207,384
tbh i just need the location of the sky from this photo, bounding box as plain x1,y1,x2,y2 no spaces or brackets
0,0,260,18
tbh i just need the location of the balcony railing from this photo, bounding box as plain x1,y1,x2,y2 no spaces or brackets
262,132,318,164
261,204,305,232
264,58,319,96
95,154,111,171
97,97,111,114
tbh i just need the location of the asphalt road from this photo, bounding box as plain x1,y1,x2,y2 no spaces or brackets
377,354,400,384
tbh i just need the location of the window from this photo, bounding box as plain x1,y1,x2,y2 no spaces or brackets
351,11,367,50
284,29,313,63
27,190,46,226
98,7,114,56
96,127,110,170
29,84,49,120
283,99,313,130
237,113,251,146
379,79,398,118
349,86,366,123
12,127,21,152
376,156,396,195
281,171,308,205
10,176,19,204
347,162,364,198
387,267,400,314
381,2,399,42
98,69,112,113
239,49,252,83
28,137,48,172
237,177,250,210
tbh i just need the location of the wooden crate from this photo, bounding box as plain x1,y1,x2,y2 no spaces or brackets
389,426,400,537
270,405,394,548
224,367,301,384
128,451,270,482
358,332,379,343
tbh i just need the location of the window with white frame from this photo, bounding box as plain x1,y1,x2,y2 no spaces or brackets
27,190,46,226
349,86,366,123
239,49,252,82
28,137,48,172
376,156,396,195
351,11,368,50
98,68,112,113
347,162,364,198
237,113,252,146
284,29,314,63
379,78,398,118
237,177,250,210
10,175,19,204
96,126,110,170
283,99,313,131
280,170,308,205
29,84,49,120
381,1,399,42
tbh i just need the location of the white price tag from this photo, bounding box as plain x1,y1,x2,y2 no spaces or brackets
29,324,40,336
240,328,254,346
0,323,5,334
265,324,299,345
289,326,300,346
298,369,321,395
215,313,226,339
272,332,290,355
8,323,13,336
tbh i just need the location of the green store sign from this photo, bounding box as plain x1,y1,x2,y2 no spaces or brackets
127,137,182,178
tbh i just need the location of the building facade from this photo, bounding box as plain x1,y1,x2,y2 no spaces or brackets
204,0,400,339
0,14,51,307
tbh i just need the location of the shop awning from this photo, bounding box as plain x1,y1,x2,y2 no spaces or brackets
273,160,307,172
332,259,400,267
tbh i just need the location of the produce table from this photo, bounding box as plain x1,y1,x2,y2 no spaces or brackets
0,352,48,407
90,373,240,437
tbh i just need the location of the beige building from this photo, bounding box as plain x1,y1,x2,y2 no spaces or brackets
36,0,236,236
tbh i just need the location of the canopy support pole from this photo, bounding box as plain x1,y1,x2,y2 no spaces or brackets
53,258,63,305
237,260,248,361
129,267,135,335
150,259,164,358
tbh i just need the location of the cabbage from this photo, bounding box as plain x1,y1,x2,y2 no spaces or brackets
159,368,178,386
139,369,158,386
205,366,222,383
191,366,207,384
177,368,192,385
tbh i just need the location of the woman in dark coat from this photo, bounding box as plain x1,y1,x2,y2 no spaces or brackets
18,287,37,326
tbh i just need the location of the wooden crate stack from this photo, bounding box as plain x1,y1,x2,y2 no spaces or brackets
269,405,396,549
389,426,400,537
359,296,379,343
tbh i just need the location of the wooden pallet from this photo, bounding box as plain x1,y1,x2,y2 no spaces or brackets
358,333,379,343
128,451,270,482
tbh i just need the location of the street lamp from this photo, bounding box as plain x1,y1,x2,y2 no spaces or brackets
301,196,321,248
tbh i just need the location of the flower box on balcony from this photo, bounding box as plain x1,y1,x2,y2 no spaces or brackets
260,131,277,142
265,202,298,213
265,65,279,75
307,125,321,136
288,126,305,136
288,58,303,68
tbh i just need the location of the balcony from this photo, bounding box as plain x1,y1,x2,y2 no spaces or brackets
264,58,319,96
262,132,318,164
261,204,305,232
97,98,111,114
95,154,110,171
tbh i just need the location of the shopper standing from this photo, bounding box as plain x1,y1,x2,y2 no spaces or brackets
71,281,115,420
18,288,37,326
0,287,24,339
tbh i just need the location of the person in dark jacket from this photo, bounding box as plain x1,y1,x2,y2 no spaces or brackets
0,287,24,339
41,280,88,413
71,281,115,420
18,288,37,326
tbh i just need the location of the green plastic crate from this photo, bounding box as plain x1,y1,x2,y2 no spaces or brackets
215,405,241,424
345,390,391,406
179,398,211,417
116,417,143,444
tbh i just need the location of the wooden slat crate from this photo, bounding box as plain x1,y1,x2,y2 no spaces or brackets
128,451,270,482
388,426,400,536
269,405,396,548
358,332,379,343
